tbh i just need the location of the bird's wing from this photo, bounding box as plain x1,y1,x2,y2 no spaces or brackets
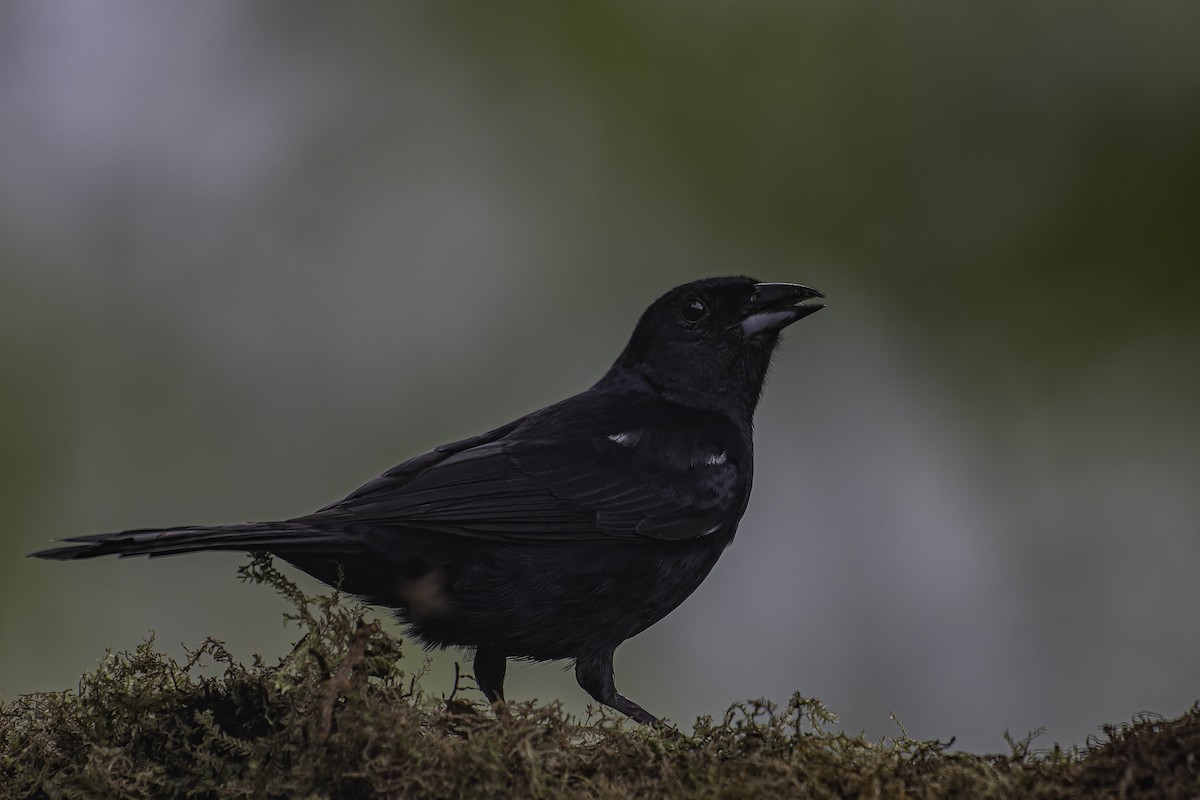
314,422,745,543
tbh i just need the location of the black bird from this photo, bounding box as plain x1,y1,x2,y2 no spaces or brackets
32,276,824,725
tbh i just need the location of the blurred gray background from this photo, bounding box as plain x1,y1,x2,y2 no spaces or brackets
2,2,1197,753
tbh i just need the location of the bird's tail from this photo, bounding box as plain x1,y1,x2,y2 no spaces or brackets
29,519,360,561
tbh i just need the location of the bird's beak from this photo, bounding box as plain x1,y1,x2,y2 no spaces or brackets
739,283,826,336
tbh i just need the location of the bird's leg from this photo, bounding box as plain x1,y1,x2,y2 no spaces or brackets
474,647,507,709
575,648,659,725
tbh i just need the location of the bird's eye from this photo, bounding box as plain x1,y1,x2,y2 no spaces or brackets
679,296,709,325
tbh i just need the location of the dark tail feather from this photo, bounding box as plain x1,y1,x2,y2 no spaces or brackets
29,520,361,561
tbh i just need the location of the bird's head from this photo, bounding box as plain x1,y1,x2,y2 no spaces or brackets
607,276,824,419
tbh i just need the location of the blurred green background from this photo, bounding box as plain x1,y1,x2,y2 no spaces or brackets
2,2,1197,753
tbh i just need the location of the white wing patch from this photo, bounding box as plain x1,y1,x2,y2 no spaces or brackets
606,431,726,469
607,431,642,447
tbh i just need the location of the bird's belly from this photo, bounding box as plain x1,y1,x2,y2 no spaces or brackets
403,537,730,661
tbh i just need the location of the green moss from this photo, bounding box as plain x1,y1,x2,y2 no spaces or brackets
3,555,1197,799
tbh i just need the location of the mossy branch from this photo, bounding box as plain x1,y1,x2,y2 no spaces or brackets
2,555,1197,798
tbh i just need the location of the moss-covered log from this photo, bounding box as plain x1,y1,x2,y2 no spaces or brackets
3,556,1196,799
